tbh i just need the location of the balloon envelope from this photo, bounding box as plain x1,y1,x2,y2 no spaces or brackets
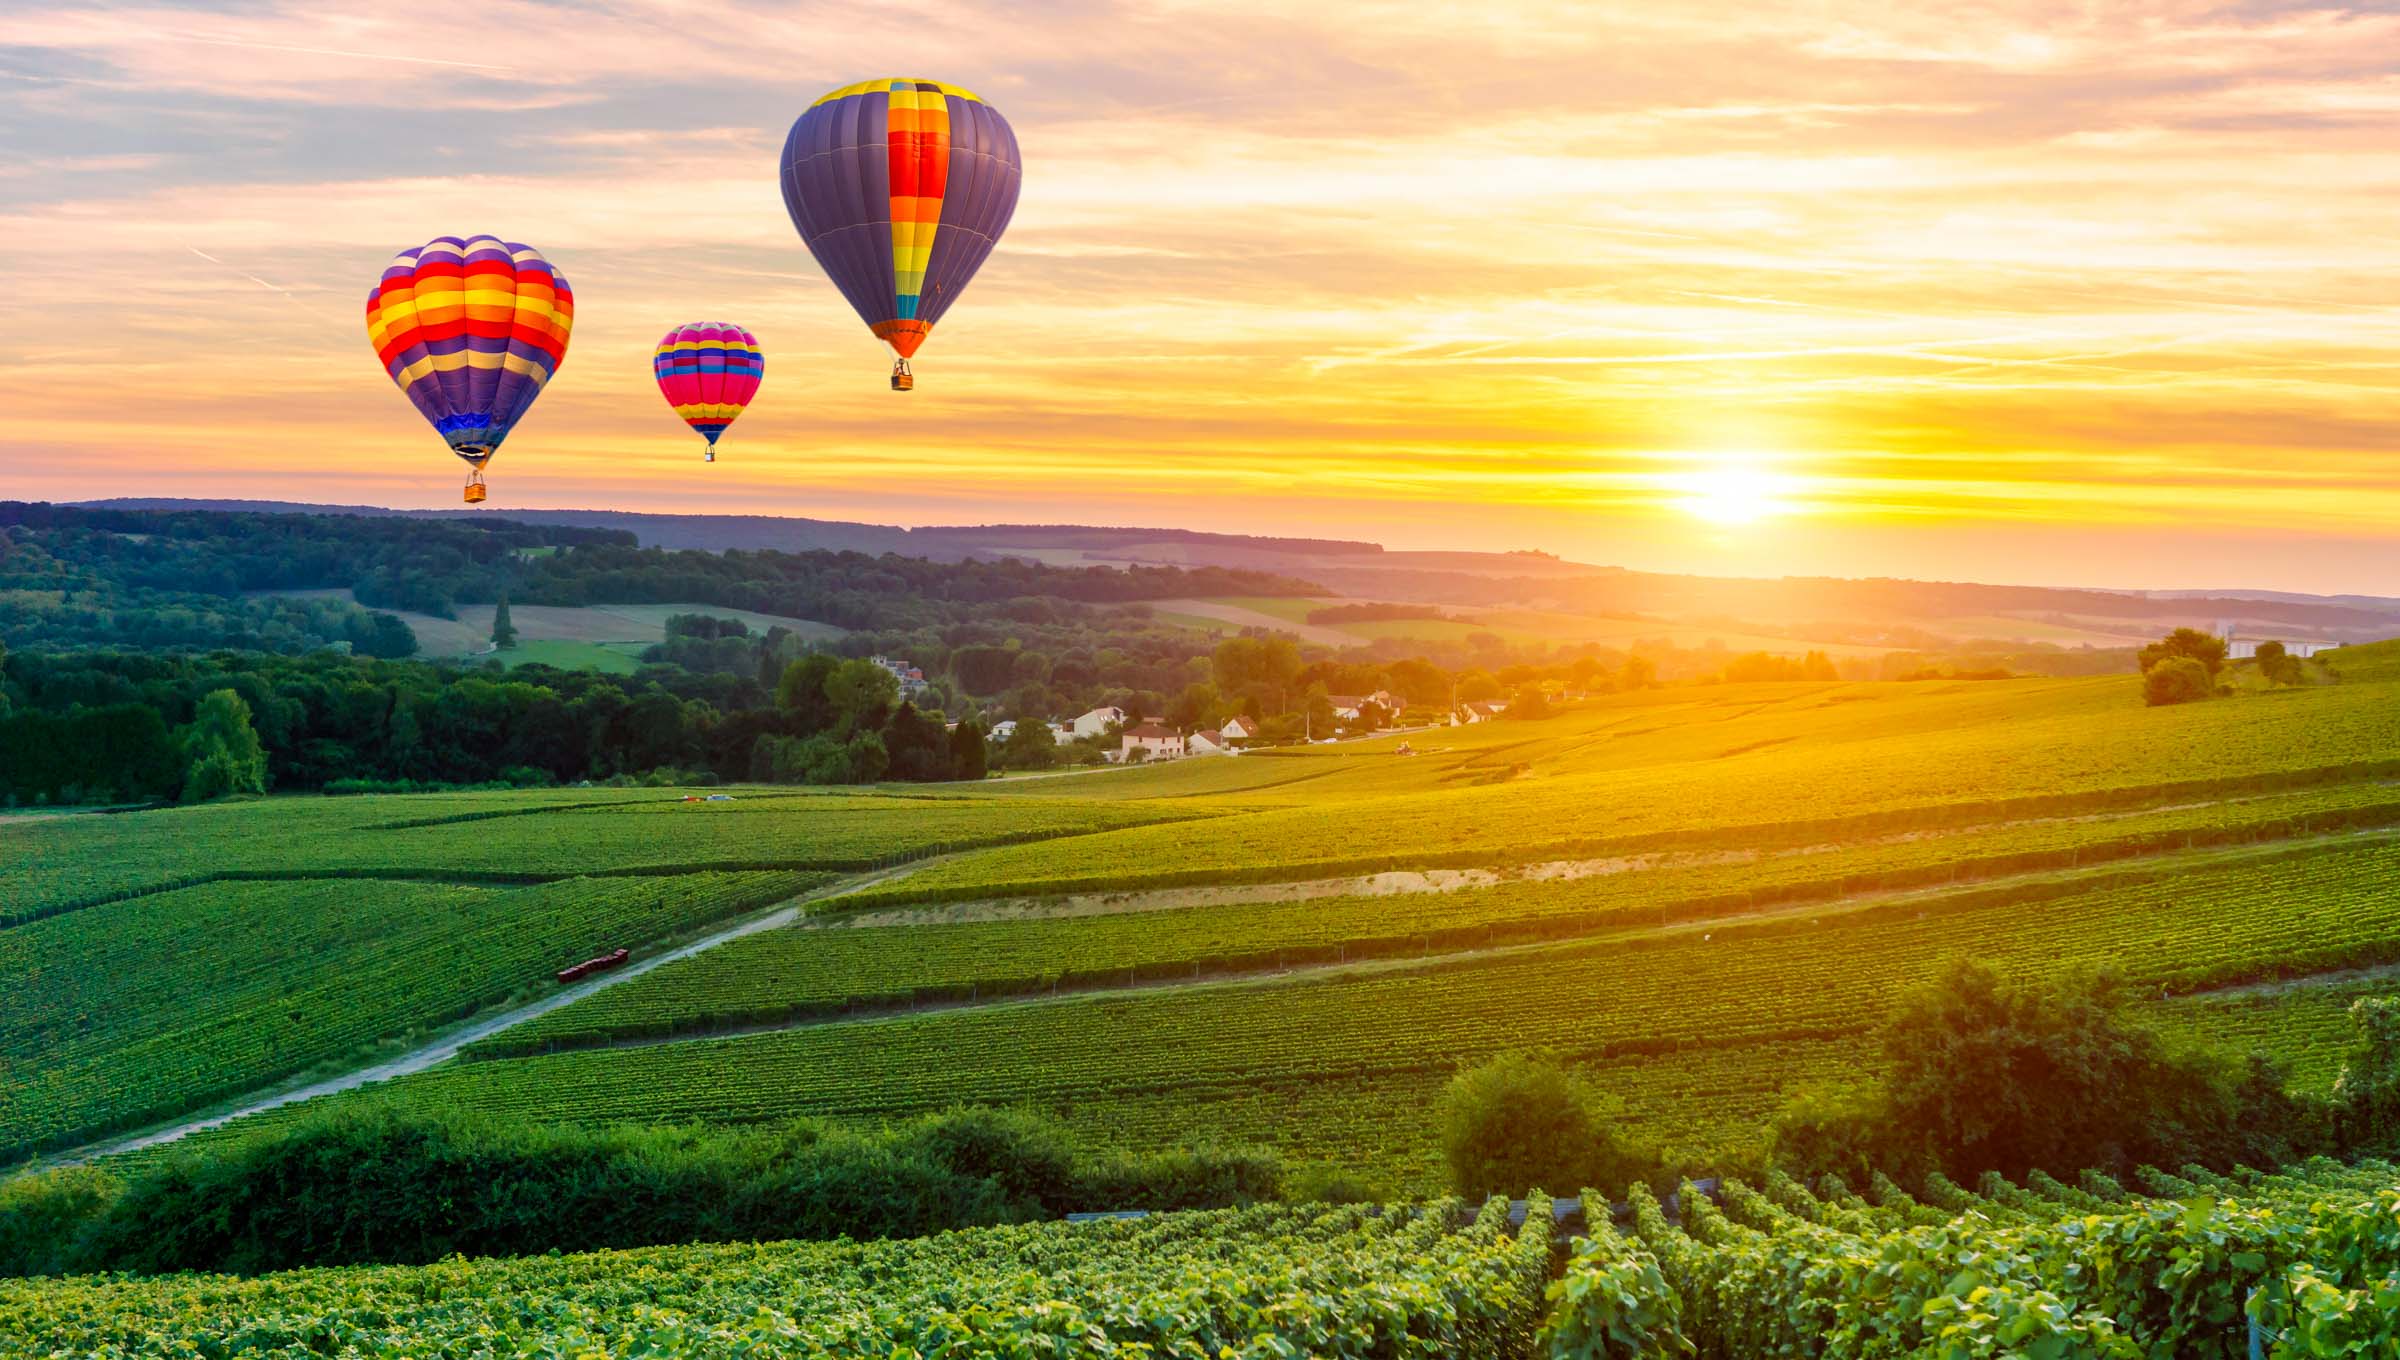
653,322,764,446
365,236,573,467
778,79,1021,361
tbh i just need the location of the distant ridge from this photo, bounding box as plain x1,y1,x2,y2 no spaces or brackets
72,500,1383,560
55,498,2400,642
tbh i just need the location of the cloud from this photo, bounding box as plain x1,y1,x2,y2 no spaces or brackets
4,0,2399,590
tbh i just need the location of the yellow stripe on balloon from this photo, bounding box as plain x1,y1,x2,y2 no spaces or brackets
810,77,983,106
392,349,556,386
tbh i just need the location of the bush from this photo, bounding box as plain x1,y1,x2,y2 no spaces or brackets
2334,995,2400,1149
0,1166,119,1277
1439,1053,1655,1200
28,1104,1283,1277
1770,960,2331,1186
2143,655,2213,706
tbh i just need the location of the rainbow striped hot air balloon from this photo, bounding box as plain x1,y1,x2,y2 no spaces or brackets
365,235,573,502
779,78,1021,390
653,323,764,463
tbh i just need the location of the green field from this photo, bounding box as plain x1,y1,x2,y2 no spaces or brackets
0,786,1212,1158
256,591,846,662
0,871,824,1159
1,1198,1551,1359
1558,1157,2400,1358
156,833,2400,1189
16,641,2400,1211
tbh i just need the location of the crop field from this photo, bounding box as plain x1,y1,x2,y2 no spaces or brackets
0,1198,1553,1359
1,789,1203,927
477,784,2400,1055
23,650,2400,1211
166,834,2400,1189
0,782,1220,1160
862,676,2400,903
0,870,825,1159
1558,1158,2400,1357
252,591,846,658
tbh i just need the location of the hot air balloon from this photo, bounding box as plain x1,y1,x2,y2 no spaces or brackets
365,236,573,503
653,322,764,463
779,79,1021,391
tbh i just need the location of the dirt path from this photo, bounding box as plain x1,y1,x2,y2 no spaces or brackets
2178,960,2400,1003
483,826,2400,1063
831,790,2390,929
55,864,928,1165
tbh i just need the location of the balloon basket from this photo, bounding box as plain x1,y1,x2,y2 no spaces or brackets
704,448,716,464
890,359,914,392
463,475,487,505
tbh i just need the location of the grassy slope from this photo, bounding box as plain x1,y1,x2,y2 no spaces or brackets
1,786,1211,1157
253,590,845,660
81,657,2400,1188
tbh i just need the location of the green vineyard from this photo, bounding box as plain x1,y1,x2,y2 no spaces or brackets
183,836,2400,1184
1549,1158,2400,1358
1,1197,1553,1359
480,782,2400,1055
0,871,825,1159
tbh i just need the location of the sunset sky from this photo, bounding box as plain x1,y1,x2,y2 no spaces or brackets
4,1,2399,592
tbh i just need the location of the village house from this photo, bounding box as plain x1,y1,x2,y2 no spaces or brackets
1219,715,1258,742
868,655,930,698
1062,705,1126,741
1118,720,1185,762
1324,694,1367,721
987,719,1017,743
1186,728,1234,756
1458,699,1508,724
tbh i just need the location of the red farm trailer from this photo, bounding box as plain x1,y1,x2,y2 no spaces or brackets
556,947,630,984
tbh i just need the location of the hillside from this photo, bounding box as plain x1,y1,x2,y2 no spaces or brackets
72,499,2400,653
12,644,2400,1182
9,636,2400,1354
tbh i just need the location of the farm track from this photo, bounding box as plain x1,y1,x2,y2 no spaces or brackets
825,766,2400,914
466,825,2400,1063
830,784,2400,928
49,862,933,1166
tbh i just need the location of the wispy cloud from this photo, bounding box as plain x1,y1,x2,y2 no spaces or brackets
2,0,2398,590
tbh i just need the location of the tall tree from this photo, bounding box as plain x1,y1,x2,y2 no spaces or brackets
2137,627,2227,677
947,718,989,781
490,595,518,650
180,688,270,803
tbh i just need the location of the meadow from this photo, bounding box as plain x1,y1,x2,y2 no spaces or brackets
15,643,2400,1224
0,788,1208,1158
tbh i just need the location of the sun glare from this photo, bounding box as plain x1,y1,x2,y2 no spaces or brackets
1667,459,1803,526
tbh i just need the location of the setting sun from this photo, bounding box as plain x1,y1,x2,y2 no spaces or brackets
1667,460,1803,526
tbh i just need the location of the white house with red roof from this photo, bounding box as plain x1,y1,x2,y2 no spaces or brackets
1118,720,1185,762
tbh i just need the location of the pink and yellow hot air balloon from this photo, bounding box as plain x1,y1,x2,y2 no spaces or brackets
365,235,573,503
652,323,764,463
779,79,1021,390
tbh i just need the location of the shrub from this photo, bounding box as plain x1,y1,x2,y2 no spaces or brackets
1770,959,2331,1187
0,1166,119,1277
2333,995,2400,1149
1439,1053,1655,1200
2143,655,2213,706
29,1104,1283,1277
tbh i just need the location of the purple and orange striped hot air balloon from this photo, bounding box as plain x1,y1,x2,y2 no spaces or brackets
653,323,764,463
365,235,573,502
779,78,1021,390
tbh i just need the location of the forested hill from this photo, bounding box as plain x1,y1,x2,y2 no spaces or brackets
0,504,1321,655
73,499,1383,560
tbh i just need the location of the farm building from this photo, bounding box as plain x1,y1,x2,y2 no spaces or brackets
1119,721,1186,762
1187,729,1234,756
